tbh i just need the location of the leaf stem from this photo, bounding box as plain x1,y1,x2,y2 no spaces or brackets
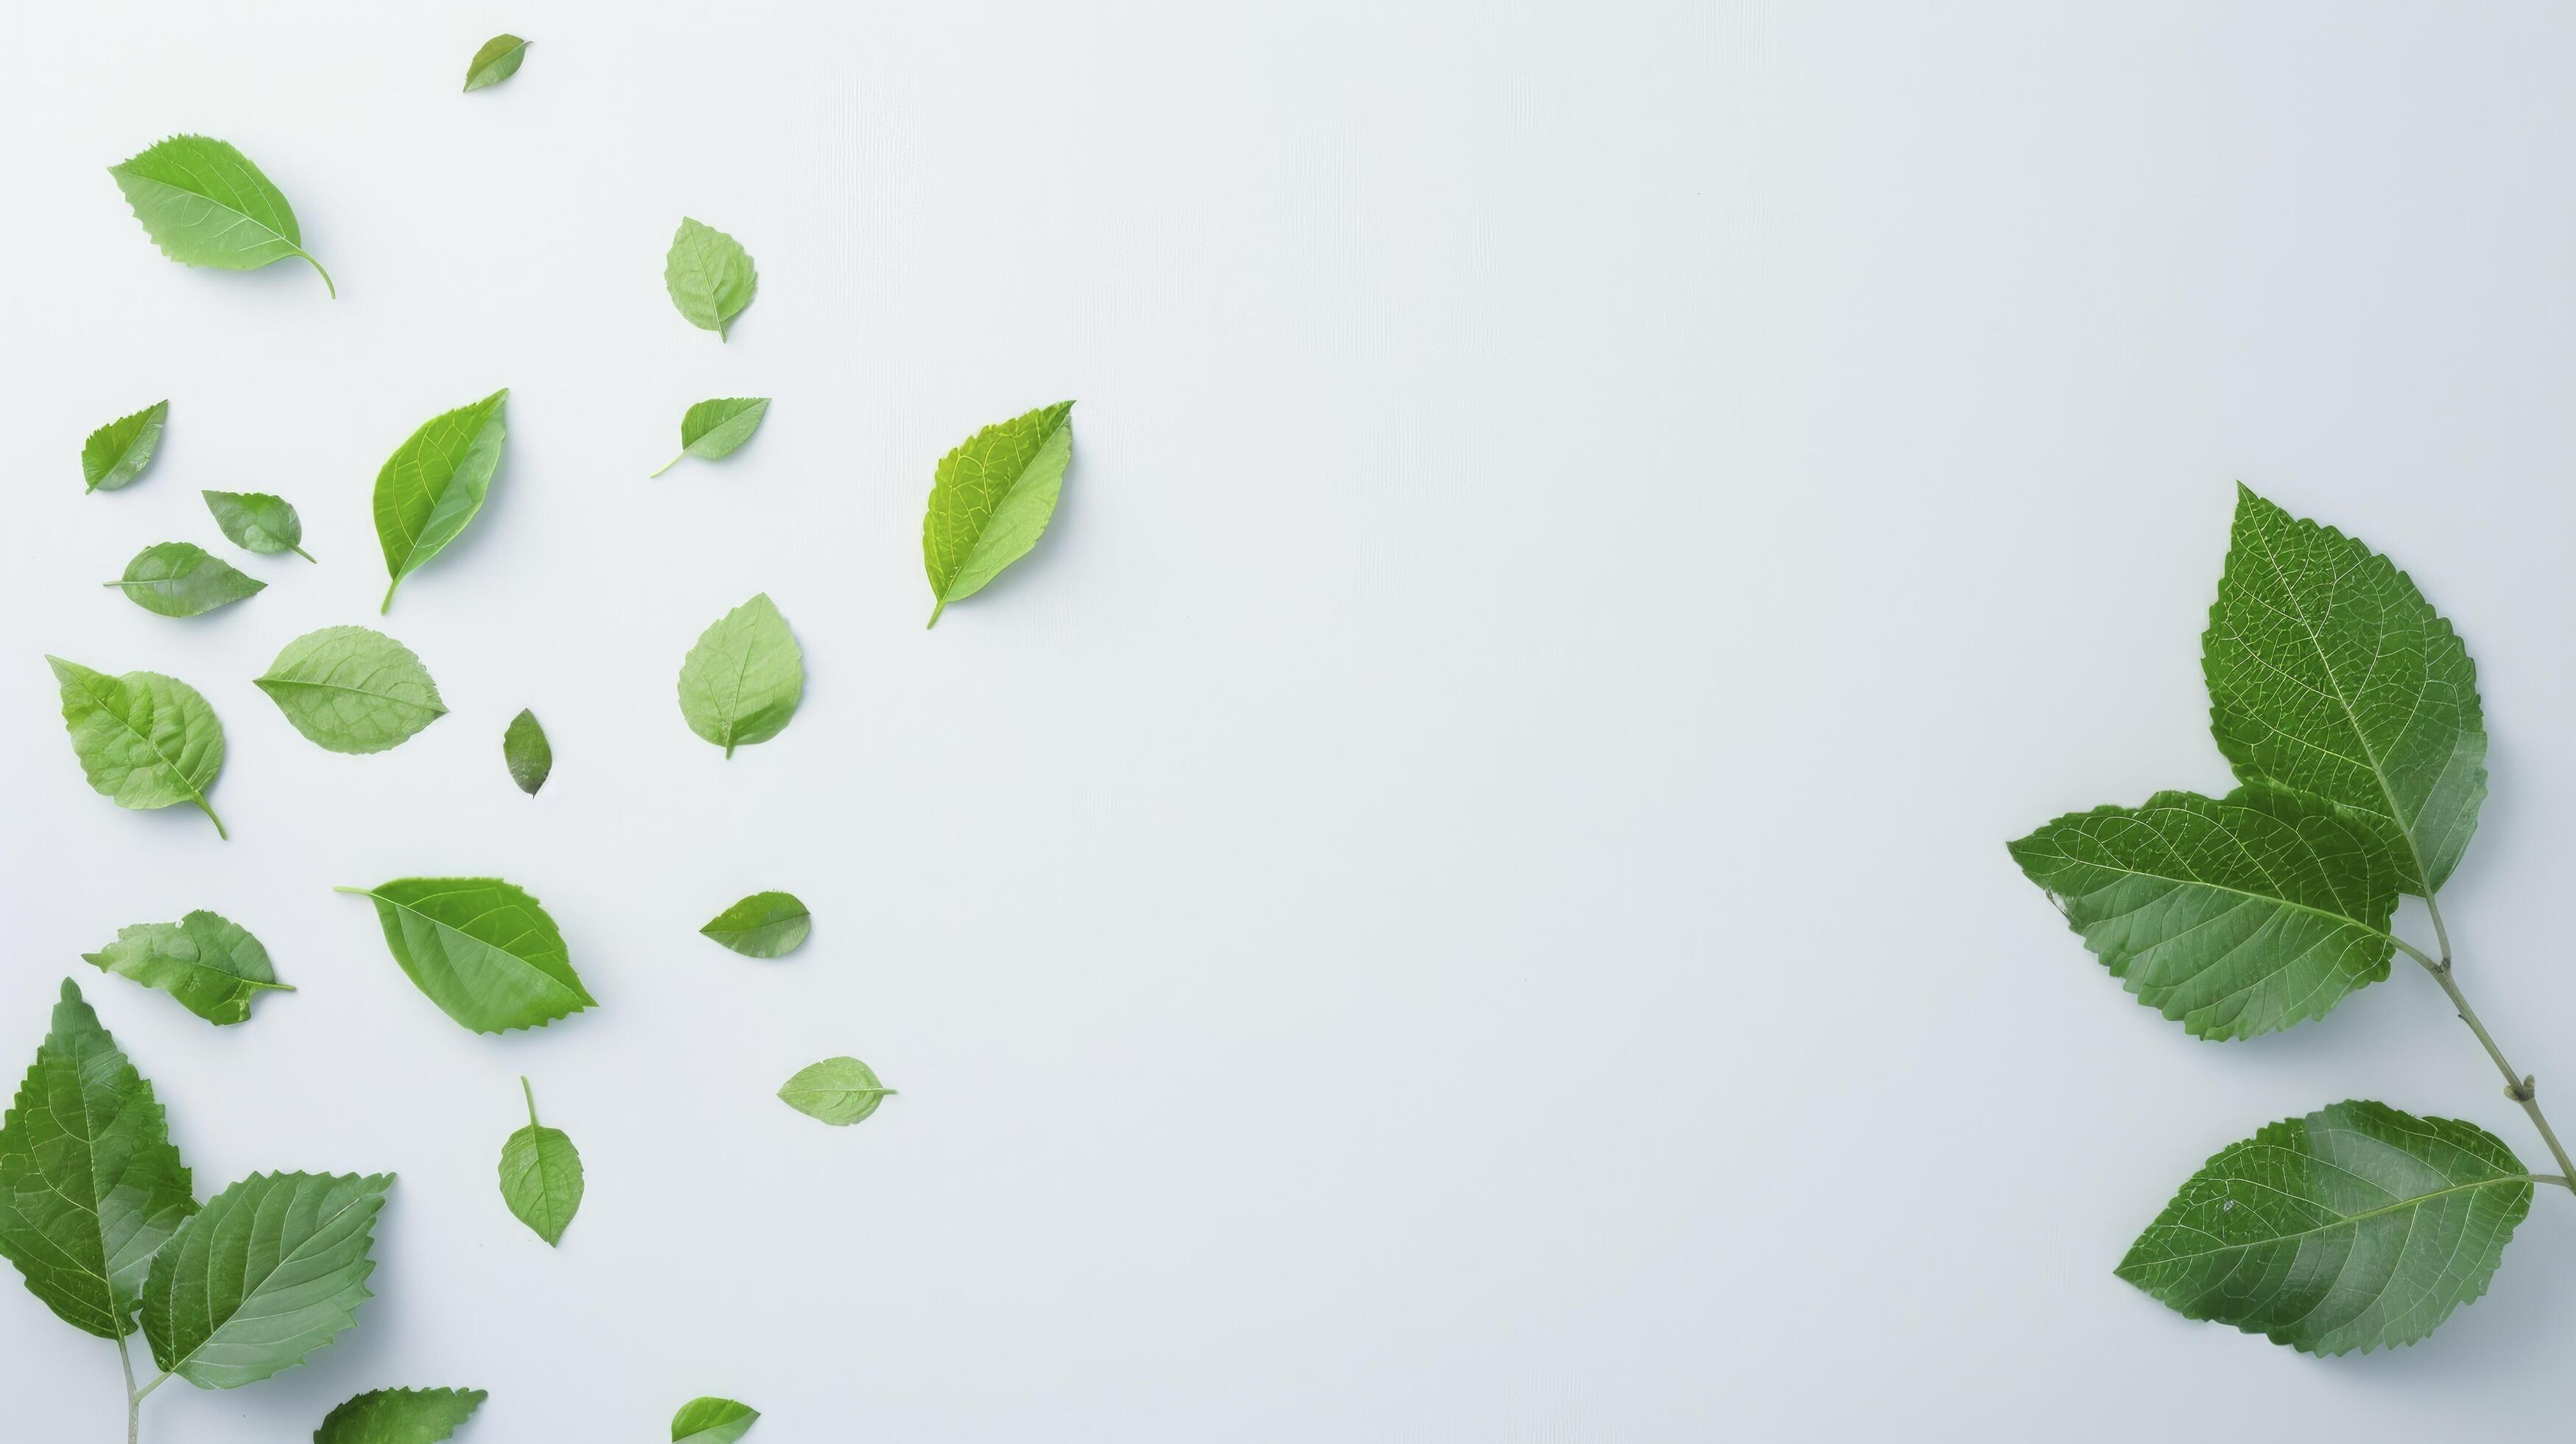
522,1076,538,1128
649,453,683,478
379,579,399,615
289,544,315,563
2396,902,2576,1191
297,250,337,298
115,1329,138,1444
194,796,228,841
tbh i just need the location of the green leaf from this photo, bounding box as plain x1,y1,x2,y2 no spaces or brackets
2205,485,2487,896
498,1079,582,1247
83,400,167,493
104,542,265,617
202,490,312,560
2007,785,2399,1040
144,1171,391,1388
700,892,810,958
46,656,226,838
650,397,771,477
108,136,334,295
777,1057,894,1126
504,708,552,796
463,34,530,91
84,911,292,1026
664,218,756,340
2119,1100,2535,1353
922,401,1074,627
256,626,448,754
373,389,509,613
335,877,594,1034
672,1397,760,1443
0,980,196,1339
676,593,803,757
315,1387,488,1444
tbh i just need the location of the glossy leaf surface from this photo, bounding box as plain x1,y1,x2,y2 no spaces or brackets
144,1171,390,1388
203,490,312,560
922,401,1073,626
84,911,291,1025
47,656,226,838
105,542,264,617
337,877,594,1034
373,389,508,612
256,626,447,754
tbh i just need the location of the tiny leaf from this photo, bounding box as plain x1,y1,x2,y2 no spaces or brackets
700,892,810,958
105,542,264,617
676,593,803,757
777,1057,894,1126
498,1079,583,1247
664,219,756,340
315,1387,488,1444
109,135,333,295
144,1171,391,1388
336,877,594,1034
463,34,530,91
83,400,167,493
84,911,292,1025
46,656,226,838
256,626,448,754
374,389,509,613
922,401,1074,627
504,709,552,795
651,397,771,476
672,1397,760,1443
202,489,312,560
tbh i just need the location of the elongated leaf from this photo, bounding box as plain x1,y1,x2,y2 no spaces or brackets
498,1079,582,1247
677,594,803,757
374,390,509,613
109,135,334,295
203,489,312,560
2119,1101,2533,1353
2008,785,2398,1040
85,911,292,1026
504,709,552,795
47,656,226,838
701,892,810,958
316,1387,488,1444
336,877,594,1034
83,400,167,493
2204,486,2487,896
105,542,264,617
672,1397,760,1443
0,980,196,1338
256,626,447,754
922,401,1074,627
664,219,756,339
463,34,530,91
144,1171,391,1388
778,1057,894,1126
651,397,770,476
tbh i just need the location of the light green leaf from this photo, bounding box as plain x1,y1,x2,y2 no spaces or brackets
650,397,771,476
84,911,292,1026
2007,785,2398,1040
46,656,226,838
104,542,264,617
374,389,509,613
504,708,551,796
676,593,803,757
0,980,196,1339
463,34,530,91
700,892,810,958
2205,485,2487,896
664,218,756,340
922,401,1074,627
202,490,312,560
256,626,447,754
672,1396,760,1443
777,1057,894,1126
83,400,167,493
108,135,334,295
315,1387,488,1444
2119,1101,2534,1354
499,1079,582,1247
144,1171,390,1388
335,877,594,1034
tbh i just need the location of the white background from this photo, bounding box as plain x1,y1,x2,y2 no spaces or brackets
2,2,2574,1439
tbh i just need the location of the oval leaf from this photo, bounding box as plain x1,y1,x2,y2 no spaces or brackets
46,656,226,838
463,34,530,91
651,397,770,476
83,400,167,493
105,542,264,617
2119,1101,2533,1354
672,1396,760,1443
256,626,448,754
202,489,312,559
504,708,552,795
922,401,1073,627
336,877,594,1034
316,1387,488,1444
144,1171,391,1388
777,1057,894,1126
499,1079,583,1247
677,593,803,757
84,911,291,1026
108,135,333,295
700,891,810,958
664,219,756,339
375,389,509,613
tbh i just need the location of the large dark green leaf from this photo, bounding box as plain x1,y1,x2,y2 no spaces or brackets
143,1171,391,1388
316,1387,487,1443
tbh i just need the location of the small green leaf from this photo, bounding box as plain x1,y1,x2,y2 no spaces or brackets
672,1396,760,1443
0,979,197,1339
499,1079,582,1247
778,1057,894,1126
84,911,292,1026
315,1387,488,1444
463,34,530,91
105,542,265,617
2119,1101,2534,1354
664,219,756,340
651,397,771,476
109,135,333,295
83,400,167,492
504,708,552,795
335,877,594,1034
46,656,226,838
255,626,448,754
374,389,509,613
202,489,312,560
922,401,1074,627
700,892,810,958
144,1171,390,1388
677,593,803,757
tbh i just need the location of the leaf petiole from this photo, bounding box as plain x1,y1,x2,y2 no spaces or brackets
296,250,336,298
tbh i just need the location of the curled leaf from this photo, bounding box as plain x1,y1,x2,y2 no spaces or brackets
84,911,292,1025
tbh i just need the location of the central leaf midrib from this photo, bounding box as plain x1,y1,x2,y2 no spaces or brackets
2124,1172,2536,1268
371,891,580,1005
